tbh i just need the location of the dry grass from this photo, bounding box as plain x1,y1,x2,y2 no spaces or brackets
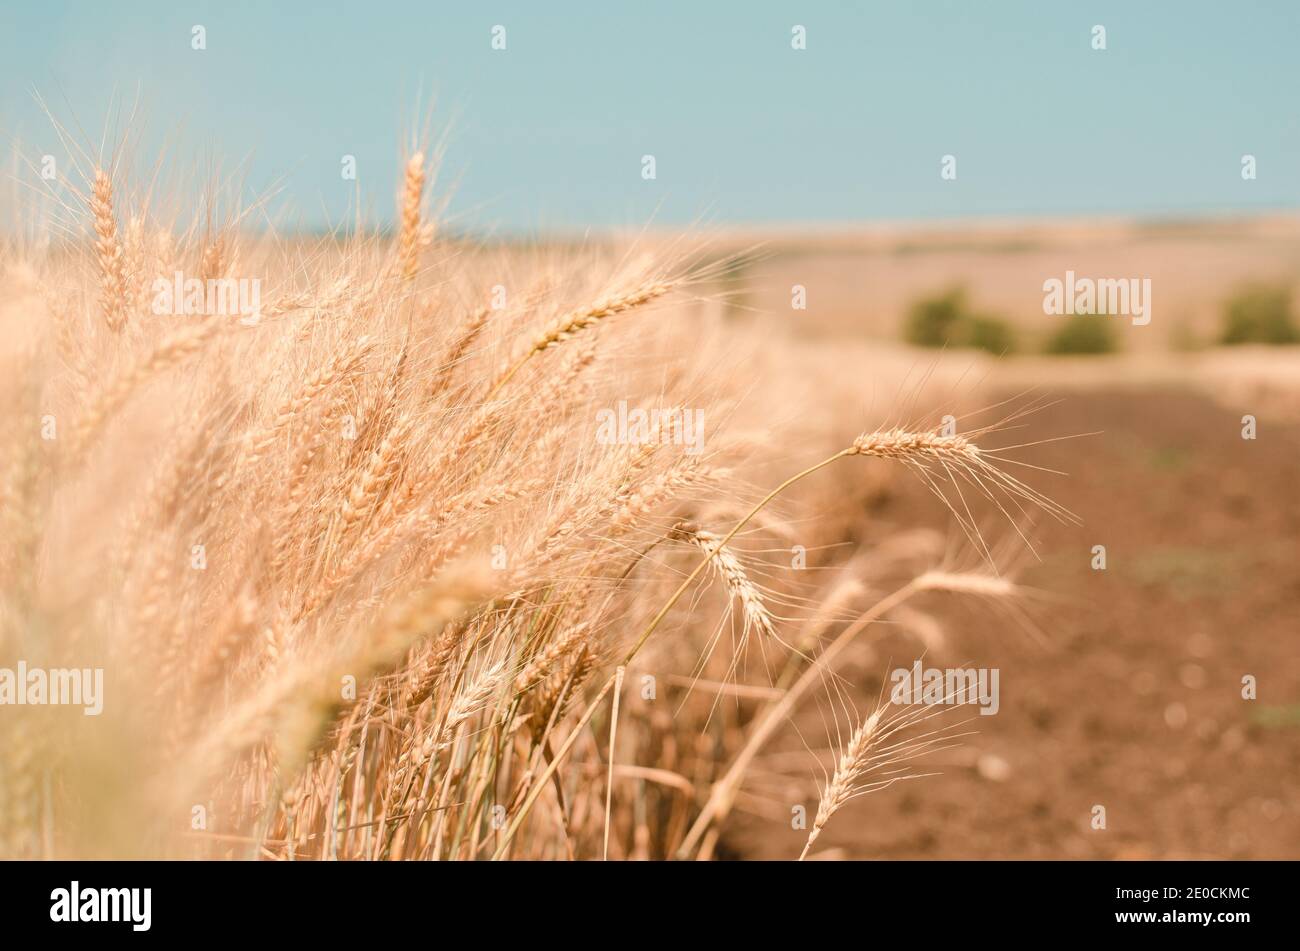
0,132,1069,860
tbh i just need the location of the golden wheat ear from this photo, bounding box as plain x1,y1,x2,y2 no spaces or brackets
90,168,128,332
485,278,675,401
397,151,431,281
670,522,775,641
847,426,1072,519
800,691,967,860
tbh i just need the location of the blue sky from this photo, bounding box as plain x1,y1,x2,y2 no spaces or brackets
3,1,1298,234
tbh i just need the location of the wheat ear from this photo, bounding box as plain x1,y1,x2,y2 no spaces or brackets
484,280,672,402
799,685,972,860
800,710,882,859
398,152,429,281
90,169,128,332
672,522,776,640
847,426,1074,525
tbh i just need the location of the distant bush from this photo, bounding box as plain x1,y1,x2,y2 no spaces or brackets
1221,284,1298,344
966,314,1017,355
903,289,1017,354
1044,317,1118,355
904,288,966,348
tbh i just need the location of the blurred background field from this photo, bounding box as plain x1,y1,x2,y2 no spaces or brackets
688,215,1300,351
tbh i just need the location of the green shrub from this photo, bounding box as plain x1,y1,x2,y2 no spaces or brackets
904,288,966,348
966,314,1017,355
1221,284,1298,344
903,290,1018,354
1044,317,1118,355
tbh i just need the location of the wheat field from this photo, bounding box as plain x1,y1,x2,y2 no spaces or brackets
0,138,1067,861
